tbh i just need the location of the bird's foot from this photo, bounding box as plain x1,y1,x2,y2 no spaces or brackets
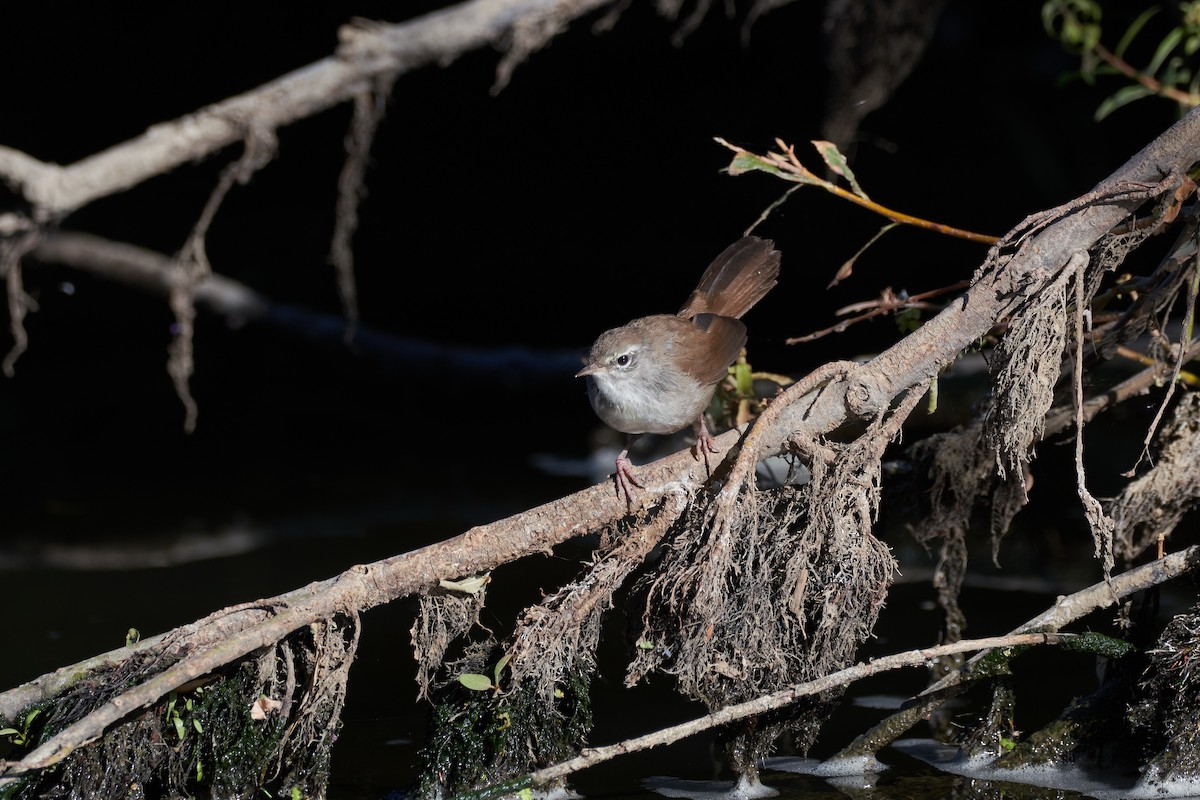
613,450,643,506
691,419,719,475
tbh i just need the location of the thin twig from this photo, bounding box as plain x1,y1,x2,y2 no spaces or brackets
716,137,999,245
1125,239,1200,475
1095,42,1200,108
331,74,397,337
787,281,970,344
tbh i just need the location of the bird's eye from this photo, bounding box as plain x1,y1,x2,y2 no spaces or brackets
616,353,632,367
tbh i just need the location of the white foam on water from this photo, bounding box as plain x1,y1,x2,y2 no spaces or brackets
890,738,1154,798
847,693,909,710
641,773,779,799
763,754,887,777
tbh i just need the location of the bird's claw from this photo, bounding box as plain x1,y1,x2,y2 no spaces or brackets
691,420,719,475
614,452,643,506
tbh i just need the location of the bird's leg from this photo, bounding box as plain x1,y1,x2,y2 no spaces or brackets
692,417,719,475
613,435,644,505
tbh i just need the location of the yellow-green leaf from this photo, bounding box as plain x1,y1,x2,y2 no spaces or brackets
813,140,869,199
458,673,494,692
494,651,513,687
1096,84,1153,120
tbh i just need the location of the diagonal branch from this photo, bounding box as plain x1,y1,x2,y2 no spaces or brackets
0,0,617,224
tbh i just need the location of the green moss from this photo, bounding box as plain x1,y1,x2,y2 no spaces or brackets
420,669,593,799
5,662,295,799
1059,632,1136,659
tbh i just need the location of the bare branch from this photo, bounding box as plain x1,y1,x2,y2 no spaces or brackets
0,0,617,222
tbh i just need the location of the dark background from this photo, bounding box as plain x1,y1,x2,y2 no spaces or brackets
0,1,1174,533
0,1,1187,792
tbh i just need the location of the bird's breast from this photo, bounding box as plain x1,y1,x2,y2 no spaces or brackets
585,367,711,436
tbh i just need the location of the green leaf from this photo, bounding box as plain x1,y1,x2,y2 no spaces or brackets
813,140,869,199
458,673,494,692
1147,27,1185,77
0,728,19,736
173,715,186,740
730,360,753,397
636,638,655,650
1096,84,1153,120
193,718,204,733
125,627,140,647
493,651,512,687
1115,6,1159,58
727,153,818,185
727,152,784,178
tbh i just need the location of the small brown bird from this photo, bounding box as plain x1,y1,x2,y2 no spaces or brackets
576,236,781,500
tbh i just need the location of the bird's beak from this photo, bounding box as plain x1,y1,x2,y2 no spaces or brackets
575,363,599,378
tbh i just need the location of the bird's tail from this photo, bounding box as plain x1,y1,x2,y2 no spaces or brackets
678,235,781,320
